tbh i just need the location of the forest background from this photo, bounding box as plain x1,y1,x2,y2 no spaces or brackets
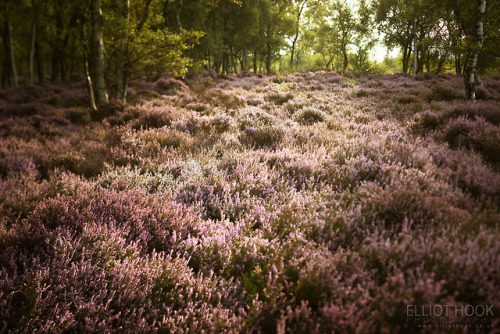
1,0,499,106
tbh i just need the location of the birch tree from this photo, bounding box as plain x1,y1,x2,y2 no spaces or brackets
463,0,486,100
91,0,108,105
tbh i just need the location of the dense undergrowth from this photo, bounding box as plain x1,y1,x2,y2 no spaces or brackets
1,71,499,333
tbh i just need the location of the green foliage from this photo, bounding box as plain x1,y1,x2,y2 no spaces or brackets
103,0,203,101
352,48,377,75
2,0,499,103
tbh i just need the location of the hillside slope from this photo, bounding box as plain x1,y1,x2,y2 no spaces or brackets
1,72,499,332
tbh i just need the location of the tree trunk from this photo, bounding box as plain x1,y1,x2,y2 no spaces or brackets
412,21,417,76
463,0,486,100
3,1,18,87
29,14,37,86
91,0,108,105
266,31,271,75
253,50,257,73
35,38,44,83
84,57,97,111
173,0,183,32
116,0,130,103
51,2,63,82
233,55,238,73
436,52,447,74
402,46,408,74
7,20,17,87
342,48,348,72
290,0,307,69
76,2,96,110
2,19,10,87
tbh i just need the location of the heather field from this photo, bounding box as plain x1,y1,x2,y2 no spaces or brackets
1,71,500,332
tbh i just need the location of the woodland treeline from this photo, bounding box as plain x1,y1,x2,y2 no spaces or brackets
1,0,499,105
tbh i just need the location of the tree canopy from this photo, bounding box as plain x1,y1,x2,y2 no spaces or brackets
0,0,499,101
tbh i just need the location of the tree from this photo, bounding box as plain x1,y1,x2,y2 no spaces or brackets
373,0,419,74
28,0,41,85
308,0,356,72
104,0,201,102
424,0,499,99
352,0,377,75
289,0,308,69
259,0,292,75
333,0,355,72
463,0,486,100
1,0,18,87
91,0,107,105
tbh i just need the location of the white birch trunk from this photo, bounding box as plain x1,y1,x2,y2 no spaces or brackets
412,20,417,76
465,0,486,100
91,0,108,105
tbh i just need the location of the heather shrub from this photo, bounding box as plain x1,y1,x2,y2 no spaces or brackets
204,88,245,110
427,84,461,101
239,125,284,150
362,228,500,306
0,154,38,178
27,186,203,254
90,100,125,121
77,148,107,178
0,217,243,332
131,88,162,101
186,101,210,113
448,101,500,125
397,94,419,104
414,72,433,81
49,140,112,178
199,113,233,134
2,102,41,117
106,107,140,126
443,116,476,148
140,128,195,153
65,107,91,125
220,93,245,110
265,91,294,105
55,88,87,108
1,73,500,332
154,77,188,95
475,85,491,100
3,85,48,104
293,107,327,125
51,151,84,174
236,76,265,91
246,95,264,106
430,146,500,199
132,105,180,129
468,122,500,164
415,110,442,130
355,89,373,98
442,116,500,164
325,74,342,84
284,99,307,114
237,106,277,129
361,186,469,230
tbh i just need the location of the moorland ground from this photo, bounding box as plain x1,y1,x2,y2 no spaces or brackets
1,71,499,332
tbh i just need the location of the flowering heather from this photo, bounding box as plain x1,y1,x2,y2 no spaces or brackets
1,72,500,332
